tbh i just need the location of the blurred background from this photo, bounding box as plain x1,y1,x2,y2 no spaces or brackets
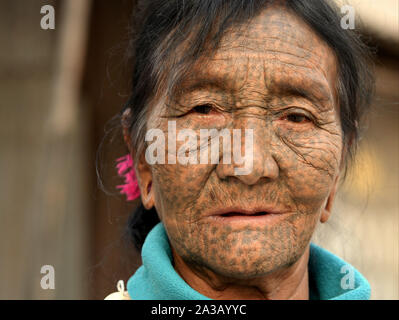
0,0,397,300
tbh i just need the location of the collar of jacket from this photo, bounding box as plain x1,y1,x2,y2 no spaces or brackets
127,222,370,300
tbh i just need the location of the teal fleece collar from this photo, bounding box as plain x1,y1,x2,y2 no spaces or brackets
127,223,370,300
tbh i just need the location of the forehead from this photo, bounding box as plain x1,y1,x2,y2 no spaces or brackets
179,5,338,108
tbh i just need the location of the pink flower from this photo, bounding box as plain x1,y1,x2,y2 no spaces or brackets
116,154,141,201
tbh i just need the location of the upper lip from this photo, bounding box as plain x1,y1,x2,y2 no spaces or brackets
207,205,289,217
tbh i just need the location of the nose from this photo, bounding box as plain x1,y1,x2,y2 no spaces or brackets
216,116,279,185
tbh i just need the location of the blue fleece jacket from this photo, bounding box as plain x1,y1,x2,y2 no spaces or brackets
127,223,370,300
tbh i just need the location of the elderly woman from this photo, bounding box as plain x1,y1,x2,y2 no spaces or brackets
108,0,374,300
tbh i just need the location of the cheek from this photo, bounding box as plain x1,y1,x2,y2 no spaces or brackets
274,125,343,209
149,120,220,218
151,162,212,221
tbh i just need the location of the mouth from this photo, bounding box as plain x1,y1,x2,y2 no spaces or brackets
206,206,289,225
210,206,286,216
219,211,269,217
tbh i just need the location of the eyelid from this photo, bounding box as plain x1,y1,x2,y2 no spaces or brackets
279,107,316,122
191,102,224,113
193,102,216,108
172,102,221,118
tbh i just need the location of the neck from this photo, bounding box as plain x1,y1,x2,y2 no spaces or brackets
172,246,310,300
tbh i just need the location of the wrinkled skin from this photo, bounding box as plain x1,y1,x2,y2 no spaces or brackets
128,4,344,299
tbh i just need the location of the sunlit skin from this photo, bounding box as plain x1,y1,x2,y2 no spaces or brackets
125,4,345,300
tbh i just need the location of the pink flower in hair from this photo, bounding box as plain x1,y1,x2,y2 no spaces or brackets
116,154,141,201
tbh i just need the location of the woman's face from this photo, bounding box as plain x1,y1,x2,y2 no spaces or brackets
139,6,343,278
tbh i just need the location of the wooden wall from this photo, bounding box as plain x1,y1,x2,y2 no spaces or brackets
0,0,90,299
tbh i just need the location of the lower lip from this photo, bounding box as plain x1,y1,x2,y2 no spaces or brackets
208,212,289,225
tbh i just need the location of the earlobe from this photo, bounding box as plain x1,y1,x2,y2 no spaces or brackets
320,204,331,224
141,181,154,210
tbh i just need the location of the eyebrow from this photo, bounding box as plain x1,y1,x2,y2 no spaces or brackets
175,77,232,96
272,82,333,110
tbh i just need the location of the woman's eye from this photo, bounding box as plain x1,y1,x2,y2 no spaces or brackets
285,113,311,123
192,104,214,114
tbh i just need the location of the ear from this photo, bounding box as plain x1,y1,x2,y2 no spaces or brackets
135,152,155,210
320,136,350,223
121,108,155,210
320,175,339,223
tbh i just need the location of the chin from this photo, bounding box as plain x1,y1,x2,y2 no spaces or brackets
202,252,300,281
